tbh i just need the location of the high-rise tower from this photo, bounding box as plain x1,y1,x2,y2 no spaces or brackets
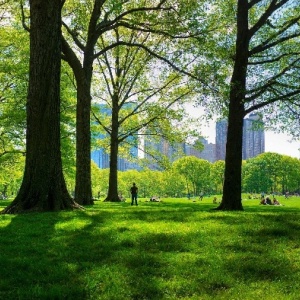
215,119,228,161
215,114,265,161
242,113,265,159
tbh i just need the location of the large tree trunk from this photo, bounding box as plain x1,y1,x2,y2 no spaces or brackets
217,101,245,210
105,101,121,202
74,78,93,205
105,138,121,202
216,0,249,211
60,39,94,206
2,0,80,214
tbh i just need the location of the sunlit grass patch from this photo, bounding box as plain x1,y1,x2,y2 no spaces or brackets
0,196,299,299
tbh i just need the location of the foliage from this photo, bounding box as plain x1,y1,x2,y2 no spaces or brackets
59,0,213,203
243,152,300,194
172,156,211,196
0,154,24,197
0,12,77,199
0,26,28,158
210,160,225,194
1,1,299,210
213,0,300,210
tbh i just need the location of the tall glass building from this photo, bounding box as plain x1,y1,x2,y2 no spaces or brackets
215,114,265,161
91,103,140,171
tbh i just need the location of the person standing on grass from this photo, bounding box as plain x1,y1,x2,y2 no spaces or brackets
130,183,138,206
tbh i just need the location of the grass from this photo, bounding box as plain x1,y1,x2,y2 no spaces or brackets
0,195,299,299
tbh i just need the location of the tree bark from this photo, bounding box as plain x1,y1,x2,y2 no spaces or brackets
74,78,93,205
61,37,94,205
1,0,80,214
216,0,249,211
105,97,121,202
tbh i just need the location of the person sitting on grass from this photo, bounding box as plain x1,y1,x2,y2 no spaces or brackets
150,196,161,202
260,198,266,205
273,198,283,206
265,196,273,205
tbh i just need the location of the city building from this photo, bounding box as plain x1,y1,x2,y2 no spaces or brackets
184,138,216,162
242,113,265,159
215,119,228,161
215,114,265,161
143,137,184,170
198,138,216,162
91,103,140,171
92,111,265,170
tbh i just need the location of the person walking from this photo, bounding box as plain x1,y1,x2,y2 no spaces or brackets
130,183,138,206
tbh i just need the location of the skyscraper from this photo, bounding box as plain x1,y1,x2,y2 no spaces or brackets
91,103,140,171
198,138,216,162
144,137,184,170
242,113,265,159
215,119,228,161
215,114,265,161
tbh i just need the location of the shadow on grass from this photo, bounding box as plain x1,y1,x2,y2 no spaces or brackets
0,200,299,299
0,210,172,299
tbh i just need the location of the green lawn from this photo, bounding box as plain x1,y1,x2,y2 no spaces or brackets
0,196,299,299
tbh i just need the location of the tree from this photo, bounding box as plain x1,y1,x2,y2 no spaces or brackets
162,169,186,197
91,25,195,201
218,0,300,210
173,156,211,197
242,152,281,193
2,0,79,213
0,6,78,197
60,0,204,205
118,169,142,199
91,166,110,199
0,25,28,160
279,155,300,193
0,154,24,198
210,160,225,194
242,152,300,194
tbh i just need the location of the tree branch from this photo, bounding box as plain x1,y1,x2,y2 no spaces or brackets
245,89,300,115
250,16,300,56
249,52,300,65
246,57,300,99
248,0,289,38
94,40,208,88
62,21,85,51
20,3,30,32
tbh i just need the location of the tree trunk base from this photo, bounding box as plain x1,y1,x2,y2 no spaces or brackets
1,194,83,214
76,197,94,206
213,200,244,211
103,197,122,202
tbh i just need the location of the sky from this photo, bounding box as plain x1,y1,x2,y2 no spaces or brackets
200,123,300,159
264,131,299,158
187,106,300,159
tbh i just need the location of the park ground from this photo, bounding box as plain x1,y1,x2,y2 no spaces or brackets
0,195,299,300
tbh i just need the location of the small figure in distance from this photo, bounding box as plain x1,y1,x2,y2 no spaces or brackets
273,197,283,206
265,196,273,205
213,197,217,204
130,182,138,206
199,192,204,201
150,196,161,202
260,197,266,205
